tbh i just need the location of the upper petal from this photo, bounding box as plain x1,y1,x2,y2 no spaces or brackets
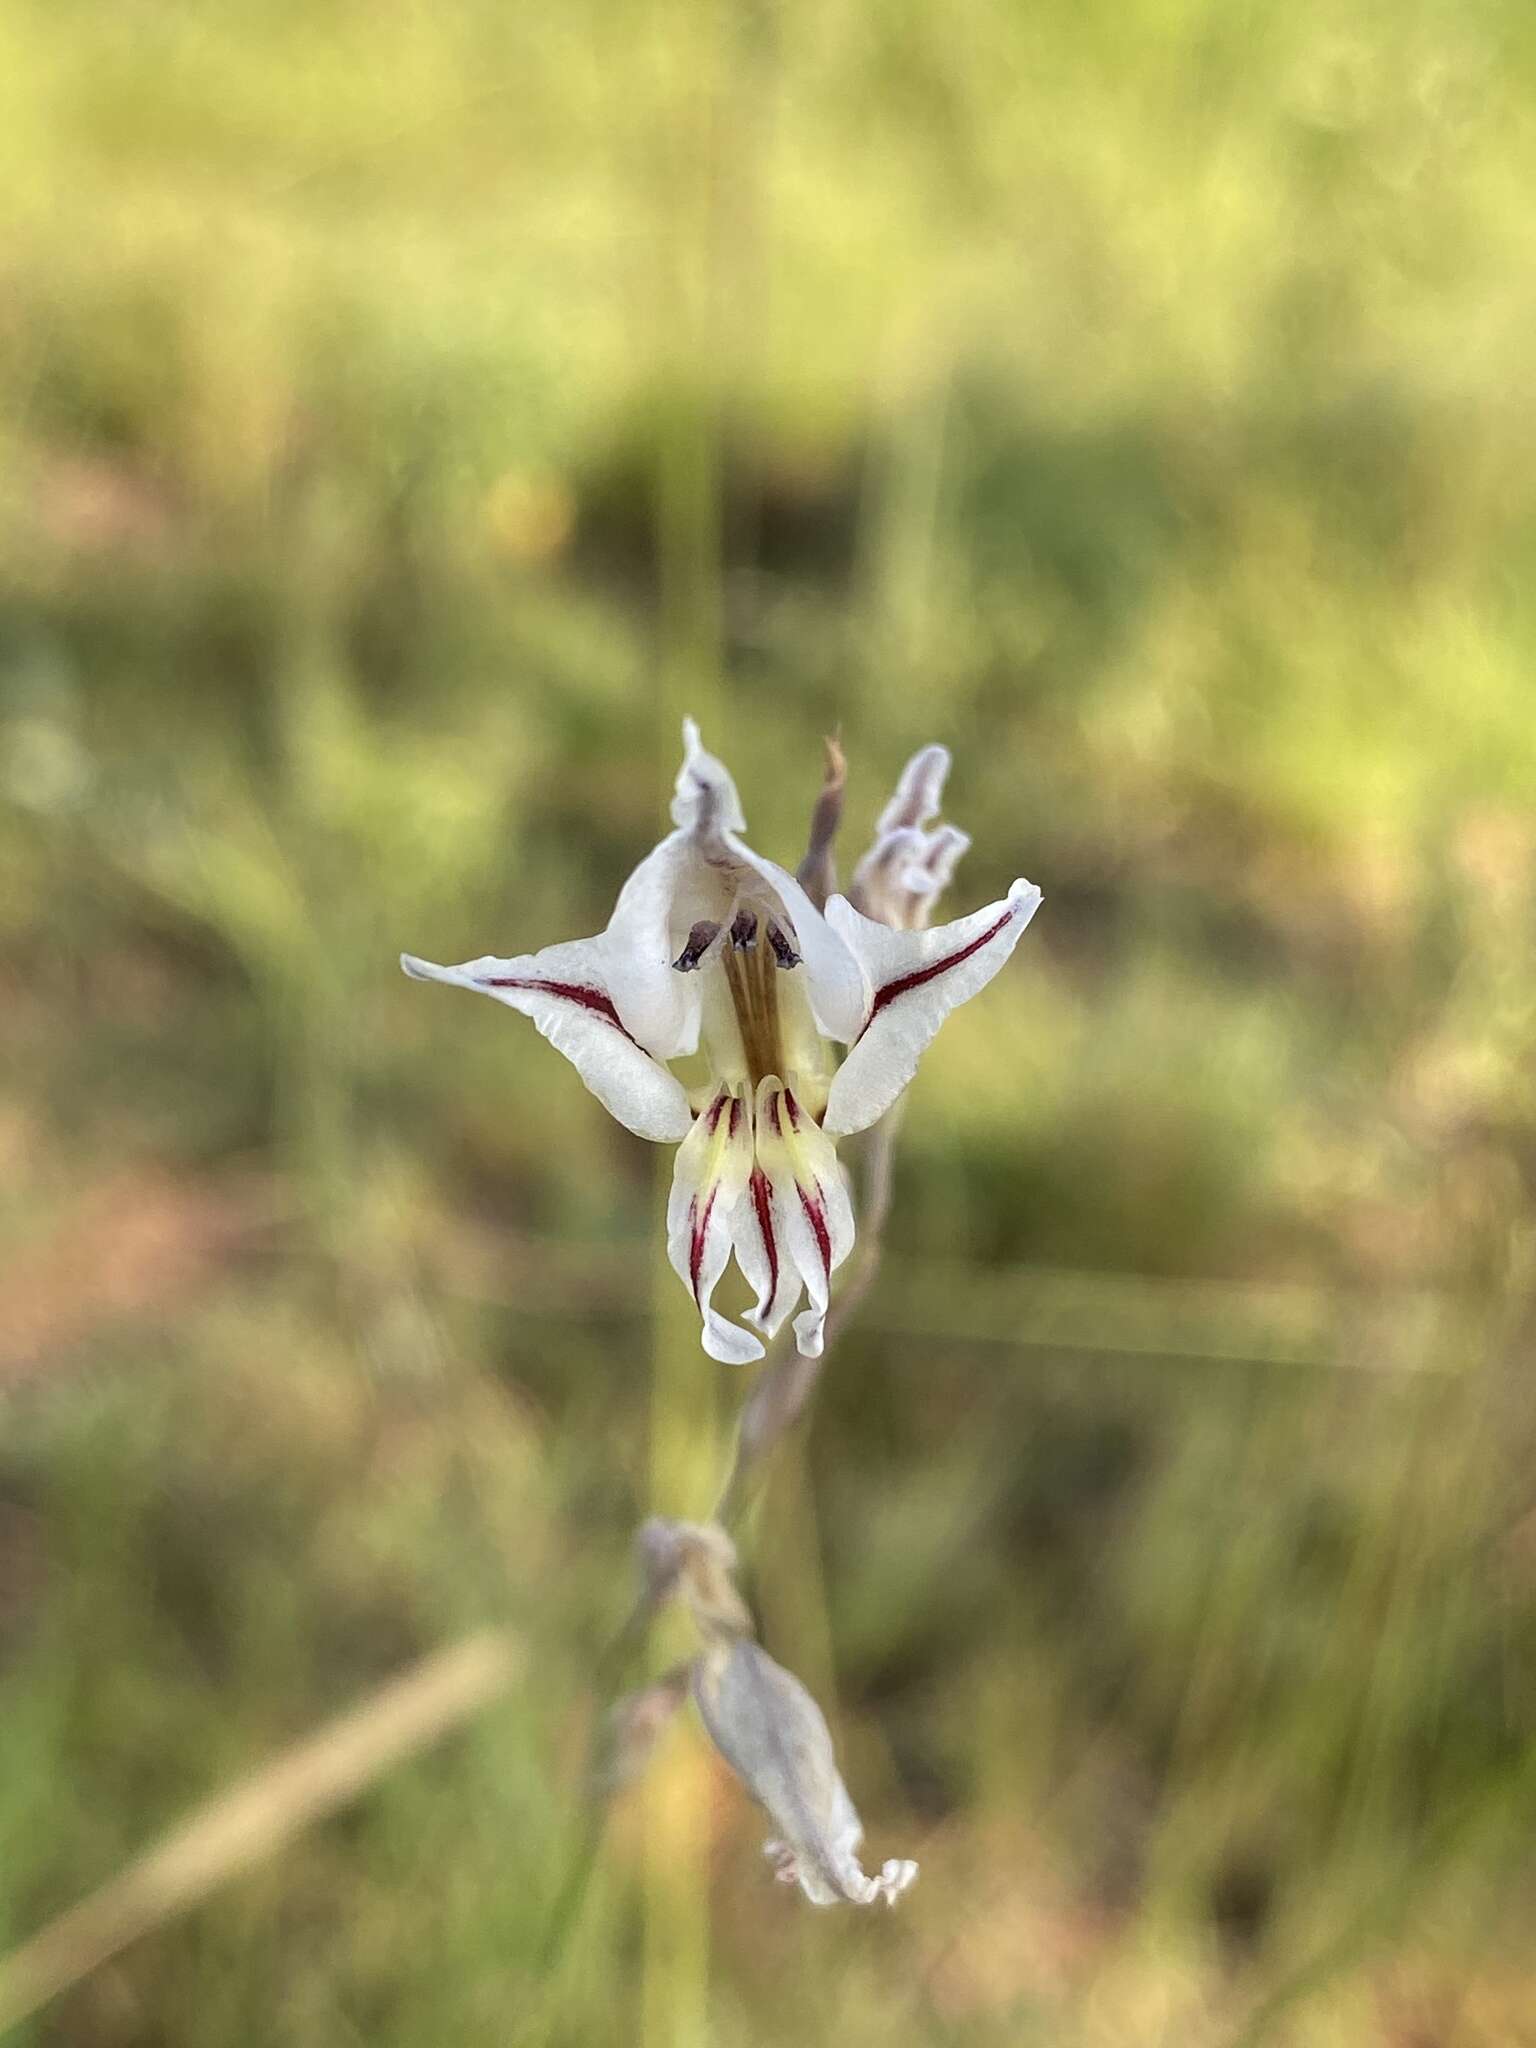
597,719,754,1060
600,829,707,1060
401,939,694,1142
821,877,1042,1136
668,718,867,1043
673,717,747,842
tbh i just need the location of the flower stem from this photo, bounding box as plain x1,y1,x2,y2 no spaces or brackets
643,0,730,2026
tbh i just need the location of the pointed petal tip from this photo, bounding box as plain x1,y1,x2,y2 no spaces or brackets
672,718,747,836
740,1305,790,1345
400,952,442,981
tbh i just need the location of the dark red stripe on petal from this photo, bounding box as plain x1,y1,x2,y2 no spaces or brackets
796,1181,833,1283
749,1167,779,1309
479,976,642,1049
689,1189,717,1304
860,908,1014,1036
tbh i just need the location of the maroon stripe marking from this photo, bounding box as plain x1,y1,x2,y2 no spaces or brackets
688,1189,717,1304
749,1167,778,1310
796,1182,833,1283
771,1090,829,1278
479,976,643,1050
860,908,1014,1036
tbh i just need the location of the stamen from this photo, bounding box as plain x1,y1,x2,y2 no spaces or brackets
766,921,801,970
673,920,721,972
722,918,786,1087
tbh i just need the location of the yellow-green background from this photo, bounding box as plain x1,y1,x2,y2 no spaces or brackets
4,1,1536,2041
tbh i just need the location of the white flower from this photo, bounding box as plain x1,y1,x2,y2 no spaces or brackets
403,721,1040,1364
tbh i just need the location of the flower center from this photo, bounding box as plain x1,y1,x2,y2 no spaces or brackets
721,910,801,1089
674,902,813,1095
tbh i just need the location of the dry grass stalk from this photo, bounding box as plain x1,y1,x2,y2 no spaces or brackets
0,1630,520,2031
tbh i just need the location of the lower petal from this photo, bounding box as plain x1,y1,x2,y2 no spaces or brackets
740,1077,854,1358
666,1087,762,1364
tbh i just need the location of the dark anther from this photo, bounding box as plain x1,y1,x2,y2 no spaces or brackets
767,922,801,970
730,910,759,950
672,920,721,972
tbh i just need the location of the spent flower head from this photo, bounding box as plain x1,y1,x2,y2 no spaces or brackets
640,1518,919,1910
693,1638,918,1909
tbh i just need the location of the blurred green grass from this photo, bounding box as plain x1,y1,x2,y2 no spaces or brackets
4,0,1536,2041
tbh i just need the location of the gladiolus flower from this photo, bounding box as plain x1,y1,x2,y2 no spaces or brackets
403,722,1039,1363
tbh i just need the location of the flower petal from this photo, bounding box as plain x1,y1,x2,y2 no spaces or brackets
600,829,706,1060
821,877,1043,1136
731,1155,796,1345
401,941,694,1142
738,1078,854,1358
673,716,747,842
723,836,869,1044
666,1087,763,1364
667,719,867,1042
594,716,754,1060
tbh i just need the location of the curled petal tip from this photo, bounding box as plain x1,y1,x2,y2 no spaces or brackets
700,1316,766,1367
791,1308,827,1359
400,952,439,980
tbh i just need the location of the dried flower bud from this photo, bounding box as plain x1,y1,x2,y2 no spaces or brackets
796,735,847,912
692,1637,918,1909
595,1664,692,1795
850,743,972,931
